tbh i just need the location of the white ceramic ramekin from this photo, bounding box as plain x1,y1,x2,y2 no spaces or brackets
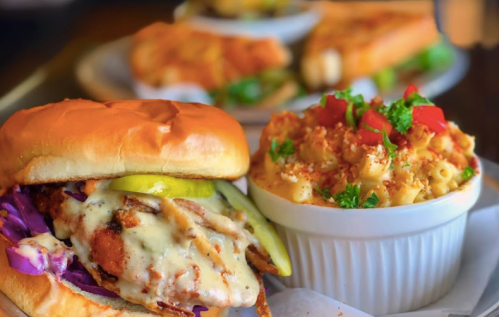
248,160,482,316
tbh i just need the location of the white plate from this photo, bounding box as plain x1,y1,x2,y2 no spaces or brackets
1,126,499,317
76,37,469,124
173,2,321,44
2,149,499,317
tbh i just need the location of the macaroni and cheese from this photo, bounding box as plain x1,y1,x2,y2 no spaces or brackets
250,86,478,208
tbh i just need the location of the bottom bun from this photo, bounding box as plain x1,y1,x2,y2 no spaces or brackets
0,236,227,317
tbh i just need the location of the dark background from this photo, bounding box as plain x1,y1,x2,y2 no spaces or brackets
0,0,183,92
0,0,498,161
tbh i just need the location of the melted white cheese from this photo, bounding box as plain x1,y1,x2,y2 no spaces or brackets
55,180,259,311
15,232,73,273
13,235,70,315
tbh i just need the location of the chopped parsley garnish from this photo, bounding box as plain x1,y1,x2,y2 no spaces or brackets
316,187,333,201
361,124,398,160
363,192,379,208
406,92,434,106
269,139,279,161
345,103,357,131
334,184,379,208
320,88,370,127
462,166,475,181
362,123,381,133
383,101,413,134
382,127,398,160
334,88,366,109
379,92,434,134
319,93,328,108
268,138,295,162
334,184,361,209
320,88,369,111
356,104,370,119
405,161,411,167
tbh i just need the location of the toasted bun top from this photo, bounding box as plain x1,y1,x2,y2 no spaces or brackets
0,99,249,188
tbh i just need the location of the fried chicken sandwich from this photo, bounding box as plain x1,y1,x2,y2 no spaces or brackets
0,99,291,317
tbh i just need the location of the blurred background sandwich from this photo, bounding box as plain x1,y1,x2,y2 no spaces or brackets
131,22,300,108
0,0,498,159
301,1,453,92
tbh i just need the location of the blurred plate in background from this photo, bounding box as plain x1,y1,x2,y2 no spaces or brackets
173,2,321,44
76,37,469,124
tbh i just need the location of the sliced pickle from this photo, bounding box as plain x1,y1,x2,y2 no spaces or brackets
109,175,214,198
214,180,292,276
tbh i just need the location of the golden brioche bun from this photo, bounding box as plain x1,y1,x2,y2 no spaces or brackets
0,236,227,317
0,99,249,188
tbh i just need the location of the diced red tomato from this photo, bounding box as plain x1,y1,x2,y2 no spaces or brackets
403,84,419,100
357,109,393,146
318,95,349,128
412,106,447,133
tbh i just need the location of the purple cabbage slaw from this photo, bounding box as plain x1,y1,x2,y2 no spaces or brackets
0,213,29,243
193,305,209,317
12,185,50,236
4,239,75,277
62,258,120,298
1,185,209,315
63,181,88,202
5,245,45,275
0,185,116,298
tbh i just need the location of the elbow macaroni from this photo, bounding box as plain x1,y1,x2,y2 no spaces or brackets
392,182,424,206
407,124,434,150
449,122,475,157
358,145,390,181
430,161,453,183
290,178,314,203
250,108,477,208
